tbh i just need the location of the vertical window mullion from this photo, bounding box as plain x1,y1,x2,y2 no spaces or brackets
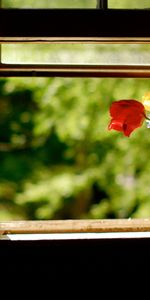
0,0,2,64
97,0,108,9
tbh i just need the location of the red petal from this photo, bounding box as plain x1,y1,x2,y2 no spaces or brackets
108,99,145,137
108,120,123,132
109,99,145,118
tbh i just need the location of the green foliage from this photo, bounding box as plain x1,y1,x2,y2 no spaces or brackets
109,0,150,9
3,0,96,8
0,76,150,220
3,0,150,8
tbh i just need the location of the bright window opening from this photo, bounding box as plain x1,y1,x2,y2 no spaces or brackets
2,44,150,65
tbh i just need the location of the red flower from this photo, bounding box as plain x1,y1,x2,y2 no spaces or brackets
108,99,145,137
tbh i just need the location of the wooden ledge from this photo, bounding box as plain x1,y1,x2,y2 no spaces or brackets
0,219,150,235
1,64,150,77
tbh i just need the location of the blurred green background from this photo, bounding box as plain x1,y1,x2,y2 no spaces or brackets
2,0,150,8
1,0,150,220
0,77,150,220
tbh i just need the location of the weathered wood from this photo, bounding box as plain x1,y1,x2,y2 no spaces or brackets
0,219,150,234
1,64,150,77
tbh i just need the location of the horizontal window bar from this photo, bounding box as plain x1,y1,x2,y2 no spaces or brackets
0,9,150,42
1,219,150,234
1,38,150,43
0,64,150,77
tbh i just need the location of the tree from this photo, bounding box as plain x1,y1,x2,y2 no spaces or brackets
0,76,150,220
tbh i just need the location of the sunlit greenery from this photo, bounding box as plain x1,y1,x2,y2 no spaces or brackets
3,0,96,8
2,44,150,64
0,77,150,220
109,0,150,9
3,0,150,9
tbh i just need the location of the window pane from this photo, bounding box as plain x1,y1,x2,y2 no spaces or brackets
2,44,150,65
0,76,150,220
109,0,150,9
3,0,150,9
2,0,96,8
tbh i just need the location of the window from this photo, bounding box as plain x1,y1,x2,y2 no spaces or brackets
0,0,150,234
1,3,150,295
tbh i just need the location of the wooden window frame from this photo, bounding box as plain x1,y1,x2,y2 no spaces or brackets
0,8,150,77
1,219,150,236
0,6,150,237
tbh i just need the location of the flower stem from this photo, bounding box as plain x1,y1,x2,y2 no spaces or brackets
144,113,150,120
